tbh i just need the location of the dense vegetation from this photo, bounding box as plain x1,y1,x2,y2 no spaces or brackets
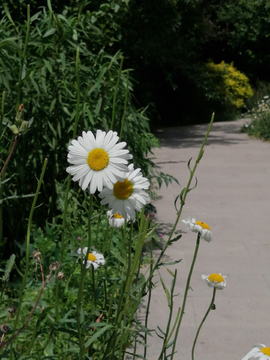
0,0,269,358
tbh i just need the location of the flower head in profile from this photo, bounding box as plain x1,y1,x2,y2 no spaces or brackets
242,344,270,360
201,273,226,290
107,210,131,228
77,247,105,270
67,130,132,194
99,164,150,220
181,216,212,242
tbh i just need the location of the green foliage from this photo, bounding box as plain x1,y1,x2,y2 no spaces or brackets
204,61,253,108
0,2,171,244
243,95,270,141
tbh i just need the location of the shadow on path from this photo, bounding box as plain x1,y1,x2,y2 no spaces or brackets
155,118,250,149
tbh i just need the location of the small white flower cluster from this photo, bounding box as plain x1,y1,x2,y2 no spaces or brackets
67,130,151,222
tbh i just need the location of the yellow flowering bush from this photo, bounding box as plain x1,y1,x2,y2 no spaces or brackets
206,61,253,108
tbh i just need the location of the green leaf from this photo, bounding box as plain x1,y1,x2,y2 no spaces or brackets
43,28,56,38
187,157,192,174
29,72,39,94
168,234,182,245
85,324,113,348
21,64,26,80
159,272,171,307
157,325,165,336
44,59,53,74
3,254,15,281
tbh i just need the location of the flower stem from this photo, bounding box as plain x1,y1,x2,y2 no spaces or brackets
0,136,19,179
92,266,96,307
56,47,81,321
171,233,201,359
144,241,153,360
12,158,47,332
191,287,217,360
158,269,177,360
76,194,93,359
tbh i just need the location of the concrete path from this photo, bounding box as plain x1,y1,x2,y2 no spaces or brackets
138,119,270,360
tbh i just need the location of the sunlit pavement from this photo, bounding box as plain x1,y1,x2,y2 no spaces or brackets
137,118,270,360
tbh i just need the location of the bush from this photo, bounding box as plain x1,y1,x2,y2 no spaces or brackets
204,61,253,109
243,95,270,141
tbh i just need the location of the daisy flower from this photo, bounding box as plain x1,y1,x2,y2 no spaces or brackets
66,130,132,194
99,164,150,220
181,216,212,242
107,210,131,228
77,247,105,270
242,344,270,360
201,273,226,290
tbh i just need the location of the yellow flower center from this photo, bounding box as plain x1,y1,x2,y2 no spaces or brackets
87,253,96,262
261,347,270,356
208,273,224,283
113,179,133,200
196,221,210,230
87,148,109,171
113,212,123,219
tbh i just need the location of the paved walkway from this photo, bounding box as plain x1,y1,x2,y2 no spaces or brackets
138,119,270,360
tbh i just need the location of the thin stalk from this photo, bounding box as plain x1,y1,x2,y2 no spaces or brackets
0,90,5,134
158,269,177,360
144,241,153,359
16,5,30,108
171,233,201,360
102,222,134,360
94,206,102,247
165,307,181,348
60,46,81,262
76,194,93,359
132,322,139,360
56,47,80,320
102,221,110,254
119,70,129,141
37,328,54,360
127,221,133,284
87,194,93,252
0,136,19,179
92,266,96,307
110,56,124,130
12,159,47,335
139,114,215,303
191,288,217,360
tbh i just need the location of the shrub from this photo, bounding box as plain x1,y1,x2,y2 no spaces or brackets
204,61,253,109
244,95,270,141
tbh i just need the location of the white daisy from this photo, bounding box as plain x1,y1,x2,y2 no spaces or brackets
201,273,226,290
66,130,132,194
99,164,150,220
77,247,105,270
242,344,270,360
181,216,212,242
107,210,131,228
